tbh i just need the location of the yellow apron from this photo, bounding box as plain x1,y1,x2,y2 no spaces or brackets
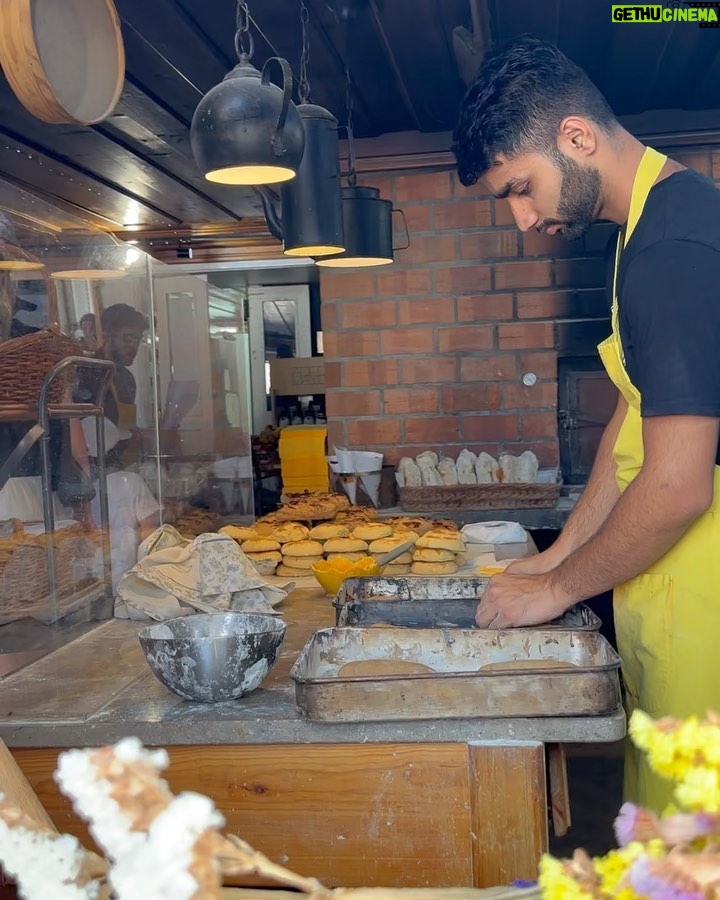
598,146,720,812
110,381,137,431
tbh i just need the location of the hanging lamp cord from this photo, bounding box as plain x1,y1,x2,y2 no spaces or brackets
345,66,357,186
234,0,254,61
298,0,311,104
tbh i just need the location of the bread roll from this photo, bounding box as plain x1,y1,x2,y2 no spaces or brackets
412,547,456,563
476,452,500,484
382,563,412,576
309,523,350,541
280,555,323,570
272,522,309,543
456,449,478,484
242,538,281,553
415,529,465,553
276,563,306,578
438,457,458,485
281,540,325,557
323,537,369,553
398,457,422,487
220,525,258,542
410,560,459,575
351,522,393,541
325,552,368,563
498,453,518,484
369,535,412,553
372,551,413,565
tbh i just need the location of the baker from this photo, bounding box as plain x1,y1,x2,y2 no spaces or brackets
452,35,720,811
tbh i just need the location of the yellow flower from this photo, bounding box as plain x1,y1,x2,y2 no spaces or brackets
594,842,653,897
538,855,594,900
675,765,720,813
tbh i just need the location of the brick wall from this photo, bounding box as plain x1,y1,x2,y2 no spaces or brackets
320,148,720,468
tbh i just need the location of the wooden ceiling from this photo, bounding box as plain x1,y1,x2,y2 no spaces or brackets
0,0,718,258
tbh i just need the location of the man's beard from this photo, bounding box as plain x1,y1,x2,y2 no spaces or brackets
540,153,601,241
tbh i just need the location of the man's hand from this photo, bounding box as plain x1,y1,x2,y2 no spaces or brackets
475,572,575,629
503,549,561,577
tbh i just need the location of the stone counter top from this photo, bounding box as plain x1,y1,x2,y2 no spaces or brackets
0,585,624,749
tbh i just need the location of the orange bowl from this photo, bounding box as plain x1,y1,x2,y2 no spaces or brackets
311,556,381,596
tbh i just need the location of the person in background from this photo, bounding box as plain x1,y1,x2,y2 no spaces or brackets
452,34,720,812
78,312,97,352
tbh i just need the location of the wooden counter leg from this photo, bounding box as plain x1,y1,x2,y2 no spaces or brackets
468,741,548,887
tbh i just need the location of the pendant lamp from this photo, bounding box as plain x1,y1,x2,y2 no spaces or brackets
315,185,393,267
190,3,305,186
49,235,131,281
0,212,44,271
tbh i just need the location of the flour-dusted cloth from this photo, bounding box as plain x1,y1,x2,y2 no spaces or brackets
115,526,293,621
461,521,528,545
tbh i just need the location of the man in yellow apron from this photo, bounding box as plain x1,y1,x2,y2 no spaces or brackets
452,35,720,812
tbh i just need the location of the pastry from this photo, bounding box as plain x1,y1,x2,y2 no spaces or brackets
325,552,367,563
398,457,422,487
241,538,281,553
415,529,465,553
308,523,350,541
412,547,456,563
271,522,309,543
381,563,412,576
476,452,500,484
438,457,459,485
279,555,323,570
219,525,257,542
410,560,459,575
323,537,369,554
351,522,393,541
281,540,324,557
372,552,413,566
276,563,309,578
416,451,443,486
456,448,478,484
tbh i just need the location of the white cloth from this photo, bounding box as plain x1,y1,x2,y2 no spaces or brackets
0,475,68,522
461,521,528,545
116,527,291,621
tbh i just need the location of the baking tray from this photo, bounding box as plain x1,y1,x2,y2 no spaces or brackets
291,627,622,722
333,577,601,631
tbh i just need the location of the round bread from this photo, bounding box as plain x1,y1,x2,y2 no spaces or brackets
387,517,434,536
242,538,281,553
276,563,310,578
323,537,369,553
369,534,417,553
272,522,309,543
412,547,456,563
373,551,413,565
244,551,282,564
281,540,325,557
415,529,465,552
351,522,393,541
333,507,378,523
432,518,459,532
219,524,258,542
280,555,323,570
382,563,412,576
325,551,368,563
410,560,459,575
308,523,350,541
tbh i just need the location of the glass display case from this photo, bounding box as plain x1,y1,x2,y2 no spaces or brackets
0,177,254,670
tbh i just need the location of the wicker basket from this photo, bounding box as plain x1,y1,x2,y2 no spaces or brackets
0,521,99,619
398,481,561,512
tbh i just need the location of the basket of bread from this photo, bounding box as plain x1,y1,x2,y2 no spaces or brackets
397,449,560,511
220,508,467,593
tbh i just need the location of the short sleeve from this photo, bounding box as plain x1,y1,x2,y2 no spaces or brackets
620,239,720,418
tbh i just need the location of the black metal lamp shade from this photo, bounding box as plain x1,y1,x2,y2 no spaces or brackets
315,186,393,267
280,103,345,257
191,57,305,186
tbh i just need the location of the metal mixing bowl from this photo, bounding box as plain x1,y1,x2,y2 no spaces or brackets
138,612,286,703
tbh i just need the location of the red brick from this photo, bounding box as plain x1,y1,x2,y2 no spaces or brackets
401,357,457,384
460,354,518,382
319,270,375,300
434,201,491,230
383,388,440,415
343,359,398,387
442,384,501,413
381,445,406,466
462,413,521,442
493,199,516,226
380,328,435,355
340,299,397,329
395,172,452,203
402,205,431,233
673,150,711,177
347,417,402,447
434,266,491,294
494,260,552,290
457,293,513,322
520,412,558,440
519,351,557,380
438,325,494,353
325,390,381,418
502,441,559,467
502,382,557,409
377,268,432,296
404,416,458,444
452,172,492,200
321,300,339,330
324,361,342,389
358,173,395,199
326,330,380,358
498,322,554,350
713,151,720,182
398,298,453,326
521,229,576,258
397,234,456,265
459,230,518,261
555,257,606,288
326,419,345,449
517,291,572,319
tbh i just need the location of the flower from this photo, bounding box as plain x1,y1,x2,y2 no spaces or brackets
538,854,595,900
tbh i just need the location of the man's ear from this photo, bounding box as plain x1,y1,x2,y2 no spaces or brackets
557,116,597,159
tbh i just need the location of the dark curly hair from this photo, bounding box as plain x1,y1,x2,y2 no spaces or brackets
452,35,618,187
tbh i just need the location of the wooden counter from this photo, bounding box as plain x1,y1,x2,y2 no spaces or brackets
0,586,624,889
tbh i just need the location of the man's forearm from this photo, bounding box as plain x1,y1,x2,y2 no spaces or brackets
551,396,625,561
549,469,700,602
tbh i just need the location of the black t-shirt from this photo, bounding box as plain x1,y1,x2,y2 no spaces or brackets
615,168,720,463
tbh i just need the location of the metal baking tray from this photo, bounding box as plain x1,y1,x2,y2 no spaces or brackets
291,626,621,722
333,577,602,631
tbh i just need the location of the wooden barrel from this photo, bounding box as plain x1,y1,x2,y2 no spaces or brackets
0,0,125,125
